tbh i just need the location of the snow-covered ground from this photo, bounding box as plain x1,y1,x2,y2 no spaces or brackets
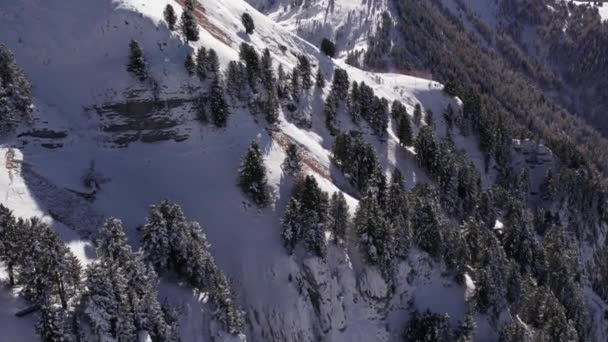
0,0,489,340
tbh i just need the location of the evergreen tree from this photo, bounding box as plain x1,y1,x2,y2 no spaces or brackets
206,49,220,76
282,143,302,175
398,114,413,147
239,43,260,91
0,44,33,132
241,12,255,34
282,198,302,254
347,82,361,124
331,68,350,100
37,305,75,342
413,103,422,126
425,108,434,127
180,8,199,42
0,205,19,285
225,61,247,101
391,100,407,120
297,55,313,90
320,38,336,58
387,168,410,258
355,189,394,275
328,192,349,244
315,68,325,88
195,46,208,81
239,141,270,206
415,126,440,174
127,40,147,81
410,185,443,258
323,92,338,134
404,311,454,342
163,4,177,31
184,53,195,76
290,68,301,102
210,75,229,127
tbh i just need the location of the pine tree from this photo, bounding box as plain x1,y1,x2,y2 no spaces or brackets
282,143,302,175
98,217,133,265
241,12,255,34
141,204,172,272
0,205,19,286
328,192,349,243
331,68,350,100
184,53,195,76
323,92,338,134
290,68,301,102
239,43,260,91
398,114,413,147
127,40,147,81
347,82,361,124
163,4,177,31
195,46,208,81
355,189,394,274
239,141,270,206
210,75,229,127
297,55,313,90
415,126,440,174
410,185,443,258
404,311,454,342
0,44,33,132
320,38,336,58
391,100,407,120
425,108,434,127
37,305,75,342
315,68,325,88
206,48,220,75
282,198,302,254
413,103,422,126
180,8,199,42
225,61,247,101
387,168,410,257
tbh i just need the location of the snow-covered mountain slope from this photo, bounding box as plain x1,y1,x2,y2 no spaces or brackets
245,0,389,57
0,0,585,341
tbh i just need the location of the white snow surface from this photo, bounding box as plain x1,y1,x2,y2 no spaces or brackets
0,0,488,340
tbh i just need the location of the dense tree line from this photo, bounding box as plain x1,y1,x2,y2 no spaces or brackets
0,44,33,133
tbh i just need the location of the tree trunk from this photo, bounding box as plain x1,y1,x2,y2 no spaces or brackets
7,263,14,286
56,273,67,309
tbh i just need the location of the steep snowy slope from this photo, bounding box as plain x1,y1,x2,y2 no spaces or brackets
0,0,503,341
246,0,389,57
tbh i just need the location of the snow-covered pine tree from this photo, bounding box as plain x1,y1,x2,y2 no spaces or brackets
386,169,410,258
0,204,19,285
140,204,172,272
184,52,195,76
210,74,229,127
398,113,413,147
320,38,336,58
0,44,33,132
180,7,199,42
355,188,394,275
127,40,147,81
331,68,349,100
282,143,302,175
37,305,76,342
328,192,349,244
282,198,302,254
239,141,270,206
413,103,422,126
195,46,208,81
410,184,443,258
239,43,260,91
258,49,279,124
241,12,255,35
297,55,312,90
163,4,177,31
206,48,220,76
391,100,407,120
323,92,338,134
290,67,301,102
225,61,247,101
98,217,134,266
315,68,325,88
347,81,361,125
